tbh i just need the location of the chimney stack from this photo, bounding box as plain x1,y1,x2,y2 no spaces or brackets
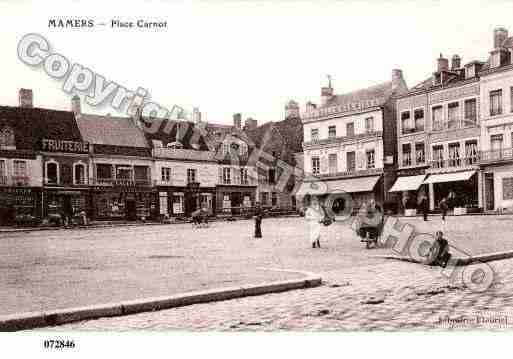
244,117,258,131
320,75,334,106
285,100,300,119
192,107,201,123
71,95,81,116
233,113,242,130
437,54,449,72
18,88,33,108
451,55,461,70
494,27,508,49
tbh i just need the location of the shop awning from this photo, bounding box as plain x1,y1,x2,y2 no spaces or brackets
326,175,381,194
388,175,426,192
422,170,476,185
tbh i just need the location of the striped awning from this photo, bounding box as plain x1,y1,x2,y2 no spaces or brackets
422,170,476,185
389,175,426,192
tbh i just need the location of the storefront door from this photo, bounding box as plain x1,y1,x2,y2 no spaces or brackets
126,200,137,220
485,173,495,211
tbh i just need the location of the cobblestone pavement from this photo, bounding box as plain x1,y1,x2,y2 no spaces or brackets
3,215,513,321
55,257,513,331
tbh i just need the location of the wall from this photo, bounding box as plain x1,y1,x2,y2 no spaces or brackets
0,155,43,187
154,160,218,187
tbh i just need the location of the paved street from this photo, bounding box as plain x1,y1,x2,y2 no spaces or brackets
3,214,513,327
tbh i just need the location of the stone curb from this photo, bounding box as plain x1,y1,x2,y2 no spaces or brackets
0,272,321,331
372,250,513,266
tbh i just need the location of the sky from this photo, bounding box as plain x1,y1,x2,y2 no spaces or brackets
1,0,512,125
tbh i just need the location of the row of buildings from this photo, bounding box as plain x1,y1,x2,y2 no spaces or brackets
0,90,303,225
302,27,513,215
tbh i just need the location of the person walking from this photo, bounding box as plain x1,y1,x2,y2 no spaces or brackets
418,194,429,221
439,197,449,222
305,196,324,248
253,204,263,238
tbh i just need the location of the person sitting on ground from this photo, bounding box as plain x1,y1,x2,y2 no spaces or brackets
430,230,451,268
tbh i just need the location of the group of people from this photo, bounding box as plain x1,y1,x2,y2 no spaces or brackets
407,190,456,222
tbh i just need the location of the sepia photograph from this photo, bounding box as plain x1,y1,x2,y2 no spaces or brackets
1,0,513,356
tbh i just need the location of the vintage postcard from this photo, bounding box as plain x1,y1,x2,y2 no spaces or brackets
0,0,512,356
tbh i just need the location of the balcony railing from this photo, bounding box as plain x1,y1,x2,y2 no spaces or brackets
429,157,480,169
303,131,383,147
480,148,513,164
305,167,382,180
0,175,31,186
93,178,152,186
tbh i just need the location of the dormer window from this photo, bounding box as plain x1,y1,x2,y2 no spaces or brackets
465,65,475,79
152,140,163,148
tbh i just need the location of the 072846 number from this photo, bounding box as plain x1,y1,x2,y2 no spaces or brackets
43,339,76,349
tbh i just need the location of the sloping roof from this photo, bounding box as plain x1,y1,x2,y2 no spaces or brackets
141,119,210,151
153,147,216,162
325,81,393,108
76,113,149,148
0,105,82,150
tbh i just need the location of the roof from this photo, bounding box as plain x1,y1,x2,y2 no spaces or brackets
76,113,149,148
0,106,82,151
324,81,394,108
153,147,216,162
142,119,210,151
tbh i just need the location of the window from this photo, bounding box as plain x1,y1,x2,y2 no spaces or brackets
414,109,424,132
46,162,58,184
261,192,269,205
401,111,411,134
346,151,356,171
116,166,132,180
432,106,443,131
161,167,171,182
365,117,374,133
366,150,375,169
0,160,5,183
490,89,502,116
74,163,86,184
311,156,320,175
465,140,478,165
448,102,459,129
511,87,513,112
491,134,504,159
222,167,231,184
328,153,337,174
346,122,355,137
448,143,461,167
402,144,412,167
433,145,444,168
311,128,319,141
172,193,184,214
328,126,336,138
268,168,276,184
97,164,112,179
464,99,477,125
240,168,248,184
187,168,197,183
415,143,425,165
271,192,278,206
159,192,168,215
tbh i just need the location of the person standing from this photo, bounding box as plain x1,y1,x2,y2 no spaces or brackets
253,204,263,238
418,194,429,221
305,196,324,248
439,197,449,222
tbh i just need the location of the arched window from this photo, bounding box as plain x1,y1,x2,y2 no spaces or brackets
46,161,59,185
74,163,86,185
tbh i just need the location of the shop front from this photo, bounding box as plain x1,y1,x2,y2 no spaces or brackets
423,170,479,213
157,184,216,218
0,187,41,225
215,185,256,215
43,188,90,222
91,186,157,221
388,173,427,215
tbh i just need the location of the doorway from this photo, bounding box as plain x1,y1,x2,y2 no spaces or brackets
485,173,495,211
126,200,137,220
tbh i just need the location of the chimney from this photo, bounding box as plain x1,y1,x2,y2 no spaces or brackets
18,88,33,108
494,27,508,49
285,100,300,119
244,117,258,131
391,69,405,91
233,113,242,130
451,55,461,70
71,95,81,116
320,75,334,106
437,54,449,72
192,107,201,123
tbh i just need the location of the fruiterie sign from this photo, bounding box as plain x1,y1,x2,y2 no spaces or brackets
42,139,89,153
